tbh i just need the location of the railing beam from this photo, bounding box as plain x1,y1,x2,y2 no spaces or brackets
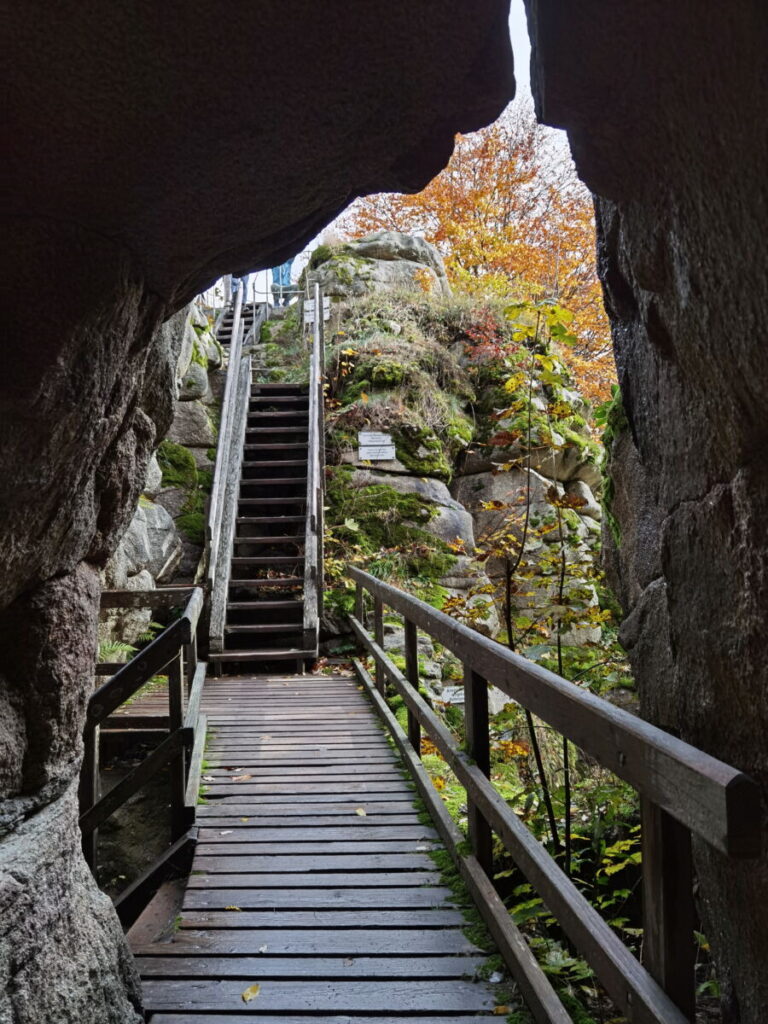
464,664,493,876
404,619,421,755
642,800,696,1021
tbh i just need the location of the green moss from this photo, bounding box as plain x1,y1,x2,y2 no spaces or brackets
157,440,198,489
177,489,206,544
393,424,452,480
190,338,208,368
308,243,334,269
370,360,406,389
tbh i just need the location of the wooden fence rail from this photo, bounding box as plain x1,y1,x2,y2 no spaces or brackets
80,586,207,926
349,567,762,1024
302,282,325,654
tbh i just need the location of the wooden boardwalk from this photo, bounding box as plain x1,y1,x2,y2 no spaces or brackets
134,673,501,1021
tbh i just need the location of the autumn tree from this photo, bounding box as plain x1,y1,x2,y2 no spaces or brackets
342,103,615,402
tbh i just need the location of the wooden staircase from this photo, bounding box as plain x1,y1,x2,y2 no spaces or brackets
215,301,259,347
209,381,316,674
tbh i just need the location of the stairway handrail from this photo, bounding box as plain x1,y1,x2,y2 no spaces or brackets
302,282,324,653
349,567,762,1023
207,298,268,651
207,287,244,595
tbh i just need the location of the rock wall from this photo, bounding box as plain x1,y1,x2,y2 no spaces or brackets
315,238,603,692
523,1,768,1016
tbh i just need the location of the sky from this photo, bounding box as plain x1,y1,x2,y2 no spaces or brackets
508,0,532,99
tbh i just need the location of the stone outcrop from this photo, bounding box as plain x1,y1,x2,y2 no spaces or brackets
310,232,451,298
524,1,768,1015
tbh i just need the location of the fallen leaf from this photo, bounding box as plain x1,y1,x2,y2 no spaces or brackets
241,984,261,1003
493,1006,509,1016
219,830,233,835
355,807,367,817
343,957,354,966
489,971,503,984
225,905,242,912
258,944,268,954
201,775,215,782
240,817,250,822
231,774,253,782
432,775,446,791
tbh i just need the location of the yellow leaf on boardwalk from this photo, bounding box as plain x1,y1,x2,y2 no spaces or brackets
241,984,261,1003
493,1007,509,1016
225,905,242,912
355,807,367,816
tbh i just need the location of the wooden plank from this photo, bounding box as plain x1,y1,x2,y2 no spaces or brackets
186,871,442,888
150,1017,497,1024
176,908,465,929
195,840,439,856
195,815,422,829
351,643,688,1024
355,658,571,1024
194,801,418,816
191,854,437,872
137,953,483,975
184,663,207,730
349,569,762,856
142,979,495,1013
183,888,460,910
197,826,437,843
197,782,413,796
202,764,401,777
140,929,475,956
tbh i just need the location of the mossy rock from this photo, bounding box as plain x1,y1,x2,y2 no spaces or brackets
157,440,198,489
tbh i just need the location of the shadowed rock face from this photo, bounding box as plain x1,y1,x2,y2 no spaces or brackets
3,1,513,307
524,1,768,1017
0,4,513,1019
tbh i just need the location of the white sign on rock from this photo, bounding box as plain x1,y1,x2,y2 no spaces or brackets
357,431,396,462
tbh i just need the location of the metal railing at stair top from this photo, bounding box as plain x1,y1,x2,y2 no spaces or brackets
207,290,268,652
302,282,326,655
349,567,762,1024
80,586,206,927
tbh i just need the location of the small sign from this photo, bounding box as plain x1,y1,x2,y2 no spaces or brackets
358,431,396,462
303,297,331,325
359,444,397,461
358,431,392,446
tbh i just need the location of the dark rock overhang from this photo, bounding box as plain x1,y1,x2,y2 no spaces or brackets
2,1,514,309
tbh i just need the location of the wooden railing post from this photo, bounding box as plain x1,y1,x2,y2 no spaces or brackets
404,618,421,755
373,596,385,695
168,650,187,840
464,664,493,875
354,581,364,623
79,723,100,870
641,799,696,1020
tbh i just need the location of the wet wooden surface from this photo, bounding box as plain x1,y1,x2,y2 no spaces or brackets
134,673,500,1020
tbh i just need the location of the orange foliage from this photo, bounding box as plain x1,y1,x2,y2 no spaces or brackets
342,105,616,402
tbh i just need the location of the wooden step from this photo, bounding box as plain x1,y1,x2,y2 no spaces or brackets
249,409,309,418
231,556,305,566
227,581,305,589
251,394,309,403
240,480,307,491
250,383,305,391
243,443,309,452
246,426,308,435
242,460,308,469
233,539,304,548
225,624,303,634
209,648,315,662
236,515,306,524
227,600,303,611
238,497,307,506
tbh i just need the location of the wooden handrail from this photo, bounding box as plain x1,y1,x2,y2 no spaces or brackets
349,569,762,1024
208,300,268,650
80,586,209,923
302,282,324,654
349,568,760,856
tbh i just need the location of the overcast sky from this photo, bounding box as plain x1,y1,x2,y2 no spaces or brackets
508,0,532,99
